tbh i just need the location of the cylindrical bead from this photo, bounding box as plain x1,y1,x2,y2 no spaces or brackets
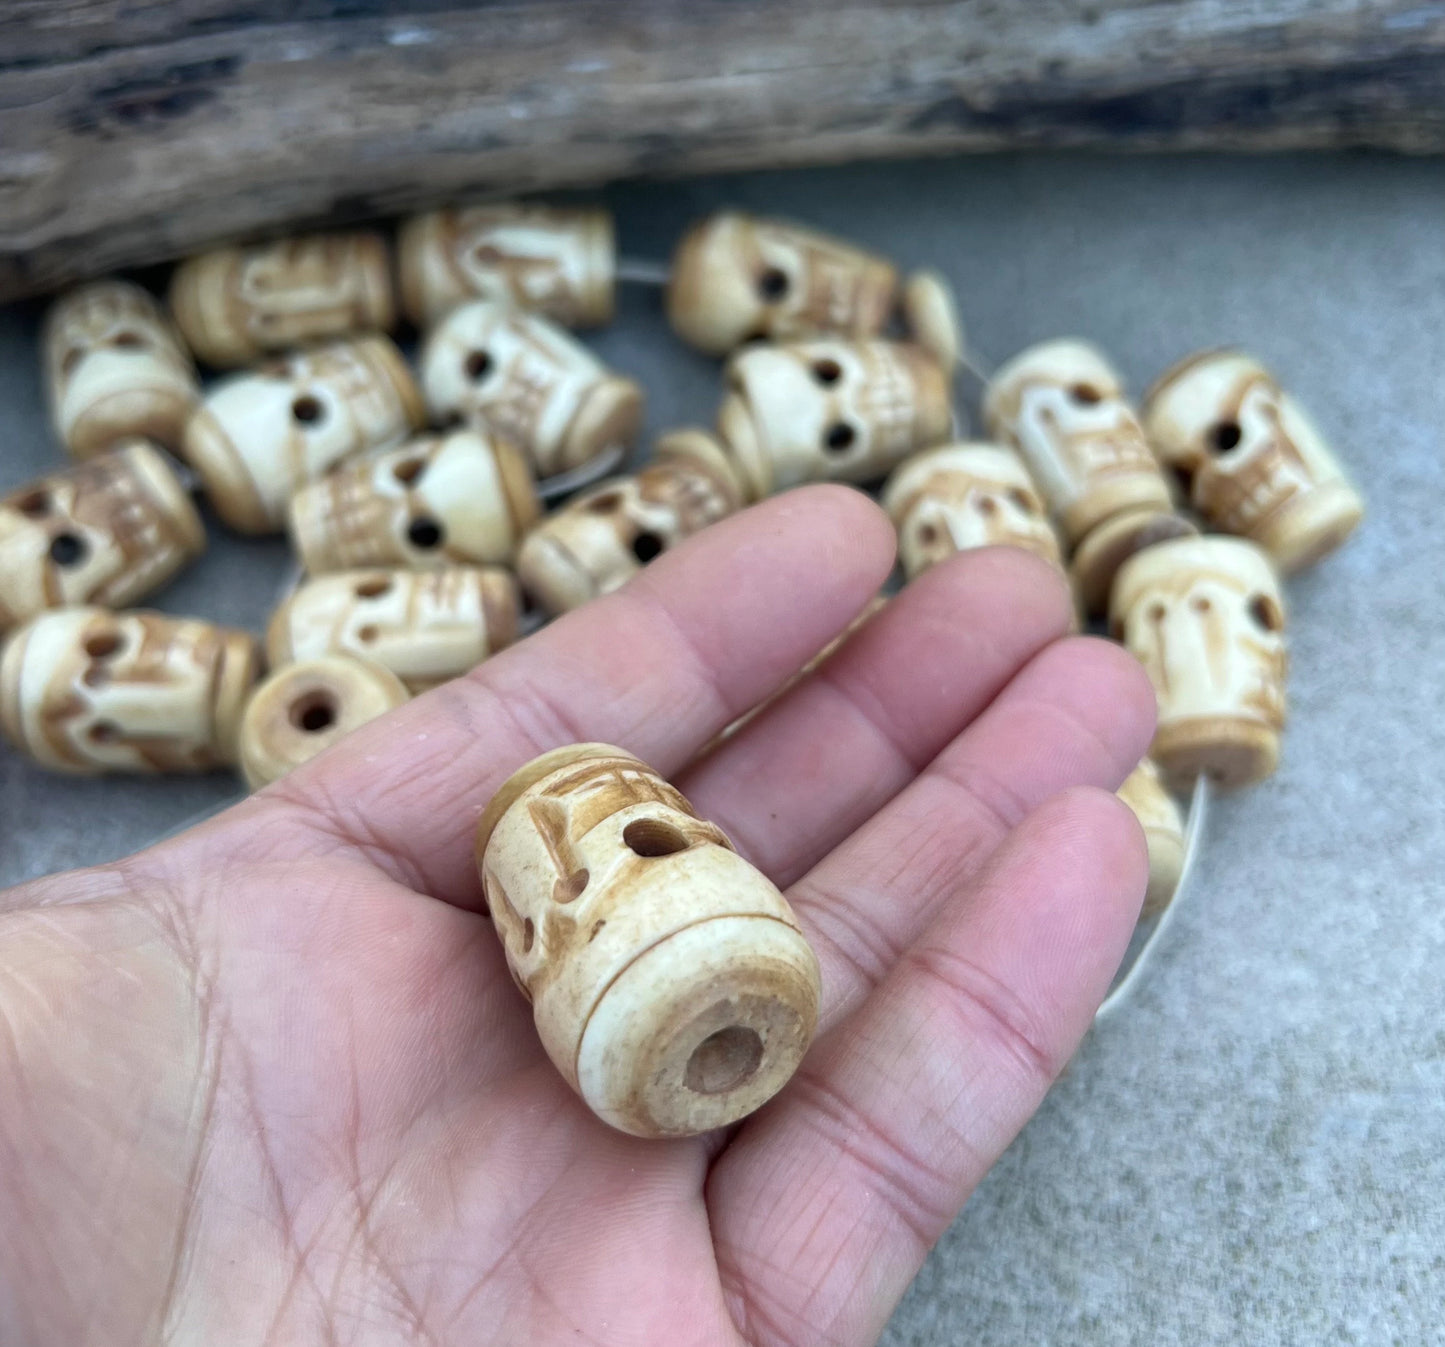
474,743,821,1137
0,606,259,773
182,335,424,533
1142,349,1364,573
667,212,898,356
881,442,1065,582
901,269,964,371
1069,506,1199,617
983,339,1173,548
238,654,409,790
0,440,206,631
1116,758,1186,919
266,566,519,693
398,204,615,329
43,280,199,458
1111,536,1287,791
419,300,643,478
516,430,744,614
169,231,395,368
717,339,952,499
288,428,540,574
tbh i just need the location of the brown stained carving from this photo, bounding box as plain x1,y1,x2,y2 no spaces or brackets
231,237,378,345
1197,375,1309,535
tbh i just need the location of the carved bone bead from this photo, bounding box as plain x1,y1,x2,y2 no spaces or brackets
1116,758,1186,919
1142,349,1364,573
0,440,206,632
169,231,396,368
237,654,410,790
398,204,615,329
901,269,965,372
1069,506,1199,618
182,335,424,534
43,280,200,458
881,442,1065,582
266,566,519,693
474,743,821,1137
287,428,540,574
516,430,744,615
1111,536,1287,791
420,300,643,478
717,339,952,499
667,212,899,355
983,339,1173,548
0,606,260,774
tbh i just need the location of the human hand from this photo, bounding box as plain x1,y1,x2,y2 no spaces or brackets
0,486,1153,1346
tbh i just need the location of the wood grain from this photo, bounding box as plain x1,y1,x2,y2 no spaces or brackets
3,1,1444,301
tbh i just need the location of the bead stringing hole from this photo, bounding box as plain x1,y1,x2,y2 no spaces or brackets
685,1026,764,1095
623,818,691,857
289,690,338,734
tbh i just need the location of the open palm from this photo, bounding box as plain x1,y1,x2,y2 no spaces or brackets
0,487,1153,1347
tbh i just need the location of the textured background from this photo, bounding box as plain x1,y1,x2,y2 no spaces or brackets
2,153,1442,1344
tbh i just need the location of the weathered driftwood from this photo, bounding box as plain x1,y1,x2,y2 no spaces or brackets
3,1,1444,301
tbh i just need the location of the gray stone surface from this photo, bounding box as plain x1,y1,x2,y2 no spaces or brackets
1,153,1442,1344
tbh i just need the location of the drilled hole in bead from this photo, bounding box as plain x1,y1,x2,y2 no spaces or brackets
291,394,325,425
685,1025,763,1095
823,423,856,454
631,531,664,564
112,330,146,350
354,576,392,599
16,491,50,518
393,457,426,485
757,267,789,301
84,631,123,659
465,350,493,382
88,720,120,743
289,690,338,734
407,517,444,550
522,918,535,952
623,817,691,857
49,533,88,567
1069,383,1102,406
586,491,625,514
357,624,379,643
1211,421,1242,452
811,358,842,386
552,869,590,904
1249,593,1284,632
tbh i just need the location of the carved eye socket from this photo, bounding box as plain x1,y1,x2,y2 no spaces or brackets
111,330,146,350
84,630,124,659
393,457,426,485
917,523,939,546
1008,488,1038,514
1069,383,1102,406
15,491,50,518
1191,595,1211,614
407,517,444,550
811,358,842,386
757,267,790,301
289,690,338,733
975,495,999,517
291,394,325,425
88,721,121,744
465,350,493,382
586,491,625,514
1147,601,1167,623
1249,593,1284,632
823,423,856,454
471,243,504,267
49,533,88,568
631,531,665,564
1211,421,1243,453
623,817,691,857
552,868,590,904
354,576,392,599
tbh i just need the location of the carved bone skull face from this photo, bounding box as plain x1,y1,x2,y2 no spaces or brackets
233,236,379,342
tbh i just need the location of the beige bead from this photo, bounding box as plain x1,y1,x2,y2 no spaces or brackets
398,204,615,329
1069,507,1199,618
169,231,395,368
0,606,259,774
517,430,744,615
1143,349,1364,573
0,441,206,632
288,428,540,574
419,300,643,478
1112,536,1287,791
1117,758,1186,919
43,280,200,458
881,442,1065,582
237,654,410,789
901,269,965,371
983,339,1173,548
667,212,899,356
182,335,424,534
717,339,952,499
266,566,519,693
474,743,820,1137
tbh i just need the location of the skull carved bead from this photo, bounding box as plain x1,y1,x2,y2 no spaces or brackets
419,301,644,478
1111,536,1287,791
398,203,615,329
1143,349,1364,573
43,280,200,458
183,335,425,534
475,742,821,1137
717,339,953,499
984,339,1173,548
881,442,1065,582
0,606,260,773
237,654,410,790
0,440,206,632
1116,758,1186,919
516,430,744,615
169,231,396,368
287,428,540,574
266,566,519,693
